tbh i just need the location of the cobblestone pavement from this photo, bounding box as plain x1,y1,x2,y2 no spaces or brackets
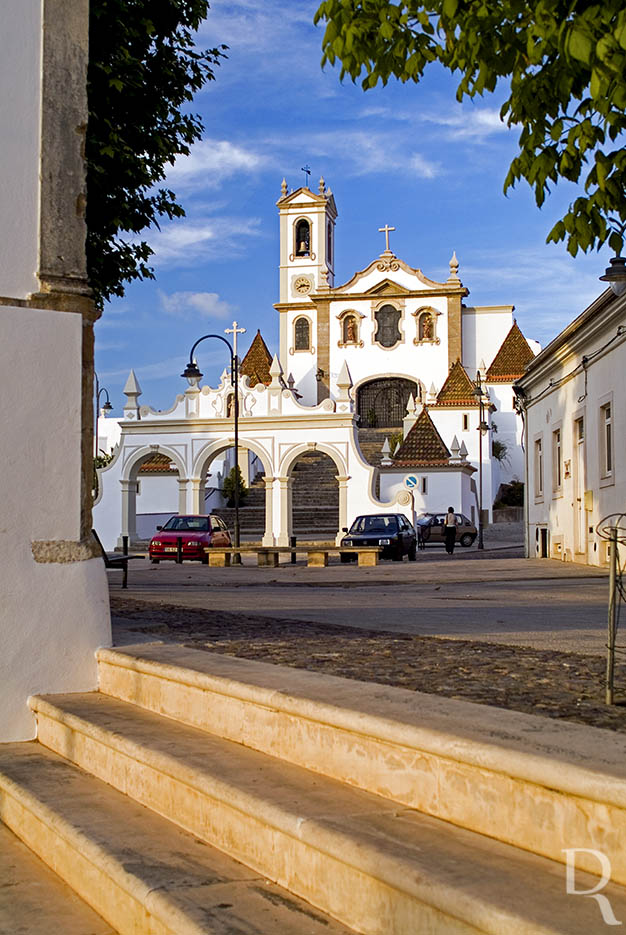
110,561,626,735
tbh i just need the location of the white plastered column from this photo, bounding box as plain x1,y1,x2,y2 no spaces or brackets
119,479,137,547
276,475,293,547
335,475,350,544
262,476,275,546
190,478,204,514
178,478,189,514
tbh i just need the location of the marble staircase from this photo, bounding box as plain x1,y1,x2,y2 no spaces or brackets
2,643,626,934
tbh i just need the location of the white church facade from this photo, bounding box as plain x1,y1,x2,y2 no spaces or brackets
94,180,538,549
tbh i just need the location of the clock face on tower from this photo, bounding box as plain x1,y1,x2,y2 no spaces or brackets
293,276,313,295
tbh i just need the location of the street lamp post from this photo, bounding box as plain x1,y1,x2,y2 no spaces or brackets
473,371,490,551
94,372,113,459
181,332,243,557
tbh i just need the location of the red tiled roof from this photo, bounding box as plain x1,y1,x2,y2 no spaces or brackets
432,360,479,407
138,454,178,474
486,321,535,382
240,330,273,387
392,408,451,466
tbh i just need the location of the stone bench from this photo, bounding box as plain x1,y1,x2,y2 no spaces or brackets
309,547,381,567
205,545,381,568
205,546,284,568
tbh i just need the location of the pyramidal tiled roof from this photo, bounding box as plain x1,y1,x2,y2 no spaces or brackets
240,330,273,387
433,360,479,407
486,321,535,382
392,408,451,466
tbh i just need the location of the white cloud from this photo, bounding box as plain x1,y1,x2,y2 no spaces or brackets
461,247,609,345
160,290,236,321
408,153,440,179
269,128,441,180
423,107,509,141
145,215,262,266
166,139,267,191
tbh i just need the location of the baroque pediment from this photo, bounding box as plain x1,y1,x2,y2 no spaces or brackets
336,255,446,294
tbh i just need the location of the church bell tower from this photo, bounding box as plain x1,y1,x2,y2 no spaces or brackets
276,175,337,304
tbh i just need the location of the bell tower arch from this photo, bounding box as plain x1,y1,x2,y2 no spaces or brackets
276,177,338,384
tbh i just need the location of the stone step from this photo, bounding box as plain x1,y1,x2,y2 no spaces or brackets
96,645,626,886
0,744,351,935
0,823,117,934
26,689,626,934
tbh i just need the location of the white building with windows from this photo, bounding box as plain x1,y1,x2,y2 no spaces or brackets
94,180,537,549
515,287,625,565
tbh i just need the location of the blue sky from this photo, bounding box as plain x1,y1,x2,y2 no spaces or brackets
95,0,613,414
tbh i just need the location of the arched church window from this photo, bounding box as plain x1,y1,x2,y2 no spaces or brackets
295,219,311,257
419,312,434,341
343,315,358,345
374,304,401,348
294,316,310,350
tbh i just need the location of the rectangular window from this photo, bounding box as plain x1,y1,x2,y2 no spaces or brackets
462,414,469,431
421,477,428,494
552,428,562,492
534,437,543,499
601,403,613,477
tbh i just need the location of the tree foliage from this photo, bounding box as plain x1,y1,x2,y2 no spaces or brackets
222,466,248,508
314,0,626,255
87,0,225,307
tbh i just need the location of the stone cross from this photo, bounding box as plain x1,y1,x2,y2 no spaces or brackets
378,224,396,252
225,321,246,360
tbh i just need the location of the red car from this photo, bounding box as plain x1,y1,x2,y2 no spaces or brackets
149,514,231,564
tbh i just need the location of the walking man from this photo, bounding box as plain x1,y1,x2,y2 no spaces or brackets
444,507,458,554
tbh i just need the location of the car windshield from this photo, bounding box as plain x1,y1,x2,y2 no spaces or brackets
350,515,398,534
162,516,209,532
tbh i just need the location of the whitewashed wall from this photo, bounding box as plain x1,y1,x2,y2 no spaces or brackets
521,290,626,565
0,306,110,740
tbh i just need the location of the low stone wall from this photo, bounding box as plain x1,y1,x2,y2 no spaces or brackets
492,507,523,523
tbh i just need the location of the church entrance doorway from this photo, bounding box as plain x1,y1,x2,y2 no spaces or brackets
357,378,418,428
290,451,339,538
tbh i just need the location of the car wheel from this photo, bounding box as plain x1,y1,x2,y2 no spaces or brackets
201,553,209,564
150,558,160,564
460,534,475,547
408,543,417,561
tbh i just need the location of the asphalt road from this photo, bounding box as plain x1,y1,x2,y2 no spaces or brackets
110,548,614,656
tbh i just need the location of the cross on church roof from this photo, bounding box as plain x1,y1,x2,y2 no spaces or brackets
301,164,311,186
378,223,396,253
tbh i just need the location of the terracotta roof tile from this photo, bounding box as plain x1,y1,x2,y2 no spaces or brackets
392,408,451,466
486,322,534,382
432,360,479,407
138,454,178,474
240,330,273,387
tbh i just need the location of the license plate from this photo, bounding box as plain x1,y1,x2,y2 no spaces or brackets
164,547,178,552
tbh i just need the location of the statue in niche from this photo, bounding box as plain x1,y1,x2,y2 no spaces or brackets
420,313,434,341
344,315,357,344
